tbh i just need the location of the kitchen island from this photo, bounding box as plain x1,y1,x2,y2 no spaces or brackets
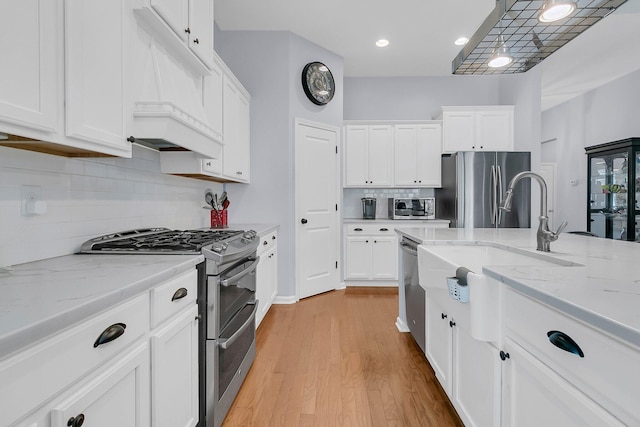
395,226,640,426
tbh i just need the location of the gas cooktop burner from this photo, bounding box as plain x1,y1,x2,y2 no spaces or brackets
78,227,244,254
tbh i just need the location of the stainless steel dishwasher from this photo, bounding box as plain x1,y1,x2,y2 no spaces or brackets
400,236,425,352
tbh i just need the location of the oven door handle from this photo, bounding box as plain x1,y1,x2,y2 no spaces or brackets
219,256,260,287
218,301,258,350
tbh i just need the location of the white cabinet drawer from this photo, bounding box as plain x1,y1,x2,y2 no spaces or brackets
0,294,149,426
257,230,277,255
150,269,197,329
504,289,640,425
345,224,395,236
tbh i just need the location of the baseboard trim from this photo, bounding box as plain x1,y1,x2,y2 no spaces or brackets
396,317,410,333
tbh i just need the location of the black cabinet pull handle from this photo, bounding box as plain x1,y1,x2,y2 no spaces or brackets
441,313,447,319
126,136,135,143
301,218,308,224
354,228,363,231
379,228,389,232
94,323,126,348
185,27,191,34
500,351,510,361
67,413,85,427
193,38,199,44
547,330,584,357
171,287,188,301
272,235,276,240
449,320,456,328
263,240,268,245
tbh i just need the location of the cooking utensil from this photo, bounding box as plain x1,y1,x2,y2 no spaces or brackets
205,190,215,209
222,199,230,210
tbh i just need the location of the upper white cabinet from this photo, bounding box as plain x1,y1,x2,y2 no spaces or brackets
134,0,214,71
440,106,514,153
394,123,442,187
222,74,251,182
0,0,133,157
344,125,394,187
0,0,59,136
64,0,132,155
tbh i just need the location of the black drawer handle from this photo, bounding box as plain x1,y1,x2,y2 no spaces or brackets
94,323,126,348
500,351,510,361
379,228,389,231
354,228,363,231
67,413,85,427
547,330,584,357
171,287,188,301
441,313,447,319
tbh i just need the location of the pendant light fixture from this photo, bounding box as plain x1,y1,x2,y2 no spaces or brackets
538,0,577,23
487,35,513,68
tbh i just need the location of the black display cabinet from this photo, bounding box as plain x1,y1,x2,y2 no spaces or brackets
585,138,640,241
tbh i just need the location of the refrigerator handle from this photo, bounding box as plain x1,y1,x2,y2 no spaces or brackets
497,165,503,225
491,165,497,225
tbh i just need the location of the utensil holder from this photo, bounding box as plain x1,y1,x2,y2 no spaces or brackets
446,277,469,303
210,209,228,228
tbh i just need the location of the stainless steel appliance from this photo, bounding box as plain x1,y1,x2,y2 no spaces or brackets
361,197,377,219
399,236,425,352
79,227,260,427
388,197,435,220
435,152,531,228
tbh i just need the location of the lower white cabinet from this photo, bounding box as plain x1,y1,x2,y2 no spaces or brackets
425,293,501,427
344,224,398,282
256,229,278,328
50,343,150,427
151,305,199,427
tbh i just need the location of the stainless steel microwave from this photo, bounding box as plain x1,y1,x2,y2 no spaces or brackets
388,197,435,220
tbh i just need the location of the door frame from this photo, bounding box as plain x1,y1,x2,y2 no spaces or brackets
294,118,341,301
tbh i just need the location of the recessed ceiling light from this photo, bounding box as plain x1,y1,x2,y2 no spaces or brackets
376,39,389,48
454,37,469,46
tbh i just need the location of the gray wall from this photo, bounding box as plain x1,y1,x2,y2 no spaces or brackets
541,68,640,231
215,29,343,300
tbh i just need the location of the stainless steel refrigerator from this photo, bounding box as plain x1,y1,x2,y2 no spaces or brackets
435,152,531,228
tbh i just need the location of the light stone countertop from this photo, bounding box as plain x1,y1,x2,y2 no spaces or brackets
395,227,640,348
0,254,204,360
344,218,450,225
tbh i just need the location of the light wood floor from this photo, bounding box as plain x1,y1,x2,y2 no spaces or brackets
222,287,463,427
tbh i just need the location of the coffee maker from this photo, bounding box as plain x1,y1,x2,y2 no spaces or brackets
361,197,377,219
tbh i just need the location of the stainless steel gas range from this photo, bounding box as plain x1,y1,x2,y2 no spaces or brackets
79,227,260,427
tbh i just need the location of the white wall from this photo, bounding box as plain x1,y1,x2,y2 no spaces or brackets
0,145,221,267
541,68,640,231
215,29,344,299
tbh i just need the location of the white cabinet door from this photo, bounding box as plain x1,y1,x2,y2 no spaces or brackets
0,0,58,134
425,295,452,395
344,126,368,186
151,306,199,427
370,236,397,280
393,125,419,186
502,339,624,427
416,124,442,187
476,109,513,152
367,125,393,186
50,343,150,427
149,0,189,42
344,236,371,279
222,75,250,182
256,246,276,328
453,323,501,427
64,0,131,155
442,110,475,153
189,0,214,68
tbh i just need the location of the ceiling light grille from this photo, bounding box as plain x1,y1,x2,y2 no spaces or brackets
452,0,628,75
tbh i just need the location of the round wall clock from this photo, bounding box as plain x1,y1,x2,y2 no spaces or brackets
302,62,335,105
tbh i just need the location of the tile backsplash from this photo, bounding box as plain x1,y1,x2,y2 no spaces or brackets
343,187,435,219
0,145,223,267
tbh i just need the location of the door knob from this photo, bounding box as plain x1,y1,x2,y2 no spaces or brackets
301,218,308,224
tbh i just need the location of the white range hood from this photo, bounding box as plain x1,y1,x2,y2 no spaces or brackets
130,12,222,159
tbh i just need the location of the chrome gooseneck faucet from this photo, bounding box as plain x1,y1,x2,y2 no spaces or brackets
499,171,567,252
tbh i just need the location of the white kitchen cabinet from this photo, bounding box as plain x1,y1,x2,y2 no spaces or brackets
64,0,132,156
134,0,214,70
344,125,393,187
151,306,199,427
501,338,624,427
344,224,397,283
0,0,58,137
394,123,442,187
256,229,278,328
441,106,514,153
425,293,501,427
50,343,150,427
222,74,251,183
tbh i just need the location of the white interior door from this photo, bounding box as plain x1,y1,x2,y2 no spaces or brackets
539,163,556,228
295,119,339,300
